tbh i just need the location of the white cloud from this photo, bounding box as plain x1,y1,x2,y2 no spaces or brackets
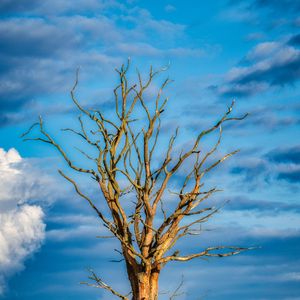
0,148,60,209
245,42,280,61
0,148,57,294
0,205,45,294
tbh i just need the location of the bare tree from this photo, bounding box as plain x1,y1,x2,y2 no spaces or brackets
22,61,251,300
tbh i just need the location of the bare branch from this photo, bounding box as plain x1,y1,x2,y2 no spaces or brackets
159,246,253,264
23,62,252,300
58,170,111,227
20,122,39,138
81,269,129,300
169,275,185,300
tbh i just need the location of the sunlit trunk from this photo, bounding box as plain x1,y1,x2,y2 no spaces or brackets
130,270,159,300
125,259,159,300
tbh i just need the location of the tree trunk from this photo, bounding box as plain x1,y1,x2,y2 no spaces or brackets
132,270,159,300
126,263,160,300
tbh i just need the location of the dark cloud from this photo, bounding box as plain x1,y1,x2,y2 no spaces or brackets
288,33,300,46
227,196,300,213
230,160,267,178
252,0,300,12
267,145,300,164
220,0,300,98
0,0,40,14
230,145,300,185
238,61,300,86
277,169,300,183
218,41,300,97
0,18,78,58
229,0,300,19
224,0,300,35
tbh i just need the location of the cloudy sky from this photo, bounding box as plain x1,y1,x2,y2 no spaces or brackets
0,0,300,299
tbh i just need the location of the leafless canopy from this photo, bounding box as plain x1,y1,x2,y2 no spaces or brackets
22,60,251,300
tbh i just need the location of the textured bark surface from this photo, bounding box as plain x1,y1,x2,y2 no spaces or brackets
129,269,159,300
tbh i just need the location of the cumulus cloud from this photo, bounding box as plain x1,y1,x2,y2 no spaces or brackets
0,148,57,294
0,148,58,210
0,205,45,294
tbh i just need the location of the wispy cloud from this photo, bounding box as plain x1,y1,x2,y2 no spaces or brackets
0,1,210,127
228,144,300,185
226,196,300,214
227,0,300,28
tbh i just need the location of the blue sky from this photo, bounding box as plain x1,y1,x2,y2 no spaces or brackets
0,0,300,299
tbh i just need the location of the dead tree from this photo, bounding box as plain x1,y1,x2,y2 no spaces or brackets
22,61,250,300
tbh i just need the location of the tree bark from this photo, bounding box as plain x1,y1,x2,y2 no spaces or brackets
132,270,159,300
125,263,159,300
